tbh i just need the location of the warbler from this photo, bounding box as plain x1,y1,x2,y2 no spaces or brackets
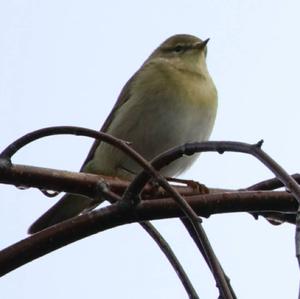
28,34,218,234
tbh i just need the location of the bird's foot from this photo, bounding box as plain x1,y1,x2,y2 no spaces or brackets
165,177,209,194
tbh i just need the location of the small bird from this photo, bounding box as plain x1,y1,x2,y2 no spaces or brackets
28,34,218,234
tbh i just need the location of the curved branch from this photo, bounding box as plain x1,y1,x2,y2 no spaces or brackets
0,127,234,298
0,127,203,298
3,135,300,297
0,190,296,277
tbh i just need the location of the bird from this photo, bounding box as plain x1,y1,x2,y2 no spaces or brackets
28,34,218,234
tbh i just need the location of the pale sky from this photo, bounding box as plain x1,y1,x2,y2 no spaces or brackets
1,1,300,298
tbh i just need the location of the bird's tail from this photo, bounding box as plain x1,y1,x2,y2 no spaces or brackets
28,193,93,234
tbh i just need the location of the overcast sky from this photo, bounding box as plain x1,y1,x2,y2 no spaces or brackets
1,1,300,298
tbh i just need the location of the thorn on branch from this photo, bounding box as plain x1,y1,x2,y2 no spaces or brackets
255,140,264,148
196,217,203,224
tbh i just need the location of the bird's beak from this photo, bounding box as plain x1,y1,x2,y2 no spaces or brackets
193,38,210,50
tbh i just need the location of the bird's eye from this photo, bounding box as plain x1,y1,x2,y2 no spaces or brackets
173,45,184,53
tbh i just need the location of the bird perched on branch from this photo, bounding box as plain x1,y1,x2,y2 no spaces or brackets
28,34,218,234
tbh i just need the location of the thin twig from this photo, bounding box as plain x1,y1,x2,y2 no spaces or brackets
245,175,300,224
249,143,300,297
140,221,200,299
124,160,235,298
246,173,300,191
180,218,237,299
146,140,300,296
102,189,200,299
152,178,234,299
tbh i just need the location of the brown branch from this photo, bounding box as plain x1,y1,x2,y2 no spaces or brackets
0,164,231,297
0,162,209,295
0,150,297,294
1,161,298,290
0,163,298,216
0,163,200,199
0,126,205,298
146,140,300,247
2,131,300,298
245,174,300,191
0,190,297,277
244,175,300,224
0,126,237,298
123,140,300,298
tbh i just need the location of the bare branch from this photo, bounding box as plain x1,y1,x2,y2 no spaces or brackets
0,127,236,298
140,221,200,299
0,126,205,298
0,189,296,277
2,131,300,297
102,189,200,298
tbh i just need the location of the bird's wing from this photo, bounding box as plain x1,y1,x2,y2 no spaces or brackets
80,72,137,170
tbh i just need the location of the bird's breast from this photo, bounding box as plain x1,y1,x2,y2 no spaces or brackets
86,61,217,178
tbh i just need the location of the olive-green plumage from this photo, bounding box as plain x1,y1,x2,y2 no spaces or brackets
28,34,217,234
